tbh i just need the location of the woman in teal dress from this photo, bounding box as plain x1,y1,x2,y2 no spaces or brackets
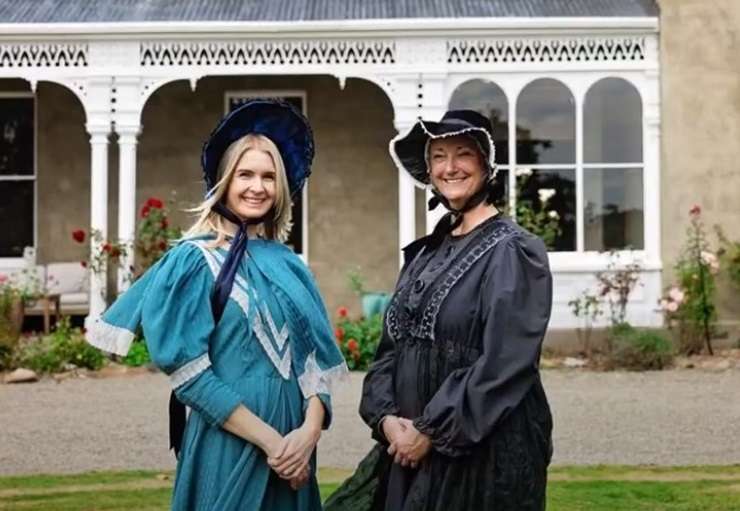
85,99,347,510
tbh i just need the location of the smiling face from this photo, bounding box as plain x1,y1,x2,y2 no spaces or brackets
428,135,487,210
225,148,278,221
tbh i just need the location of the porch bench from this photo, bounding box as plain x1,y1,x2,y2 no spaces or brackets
9,262,90,317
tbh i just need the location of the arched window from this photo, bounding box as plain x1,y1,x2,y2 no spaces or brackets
516,79,575,251
583,78,643,251
448,79,509,208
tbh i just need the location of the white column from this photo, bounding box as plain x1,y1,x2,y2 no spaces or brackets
642,36,663,327
398,167,416,259
574,86,585,252
389,72,448,265
393,117,418,266
112,76,146,292
420,75,449,235
88,127,110,317
644,72,662,264
390,75,423,267
83,78,113,320
117,127,140,291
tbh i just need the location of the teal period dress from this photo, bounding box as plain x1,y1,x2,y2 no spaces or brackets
86,236,347,511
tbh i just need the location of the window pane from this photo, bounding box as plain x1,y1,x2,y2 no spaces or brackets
449,79,509,164
584,167,644,251
0,180,33,256
0,97,34,176
516,79,575,164
515,168,575,251
584,78,642,163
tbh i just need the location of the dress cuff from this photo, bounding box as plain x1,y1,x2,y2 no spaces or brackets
174,369,243,427
170,353,211,388
413,417,470,458
370,407,399,445
84,316,136,356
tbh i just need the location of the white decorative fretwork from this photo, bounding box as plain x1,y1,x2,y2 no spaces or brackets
0,43,88,67
140,40,396,67
448,37,646,64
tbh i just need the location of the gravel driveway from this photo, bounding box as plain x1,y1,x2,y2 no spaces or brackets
1,369,739,475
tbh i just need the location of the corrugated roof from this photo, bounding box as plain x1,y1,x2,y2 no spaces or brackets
0,0,659,23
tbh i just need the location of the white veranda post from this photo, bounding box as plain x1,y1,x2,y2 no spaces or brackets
82,78,113,318
87,125,111,317
116,126,139,292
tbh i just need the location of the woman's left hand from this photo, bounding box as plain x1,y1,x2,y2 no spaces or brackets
267,425,320,479
389,418,432,466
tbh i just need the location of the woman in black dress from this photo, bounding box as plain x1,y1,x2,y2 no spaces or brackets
325,109,553,511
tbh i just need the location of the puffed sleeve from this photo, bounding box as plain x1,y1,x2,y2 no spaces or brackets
412,234,552,457
140,243,243,427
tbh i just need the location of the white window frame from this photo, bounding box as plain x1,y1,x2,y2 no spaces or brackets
441,73,656,271
581,77,645,255
0,91,37,268
442,72,661,328
223,90,310,262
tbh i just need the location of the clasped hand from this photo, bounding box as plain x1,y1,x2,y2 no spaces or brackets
266,425,320,490
383,416,432,468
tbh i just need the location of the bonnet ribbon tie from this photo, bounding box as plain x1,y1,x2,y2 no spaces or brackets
428,179,497,231
210,202,263,323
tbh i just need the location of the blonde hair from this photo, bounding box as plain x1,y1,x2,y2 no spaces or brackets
184,134,293,247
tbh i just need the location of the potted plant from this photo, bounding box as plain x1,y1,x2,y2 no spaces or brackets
348,268,391,318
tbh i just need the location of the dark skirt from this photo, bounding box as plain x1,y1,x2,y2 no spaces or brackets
324,388,552,511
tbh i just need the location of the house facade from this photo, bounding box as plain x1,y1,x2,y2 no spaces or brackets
0,0,737,342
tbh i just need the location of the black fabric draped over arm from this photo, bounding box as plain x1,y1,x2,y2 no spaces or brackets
413,235,552,457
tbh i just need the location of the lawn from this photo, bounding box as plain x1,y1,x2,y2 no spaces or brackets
0,465,739,510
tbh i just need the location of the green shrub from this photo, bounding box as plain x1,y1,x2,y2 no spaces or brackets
19,317,106,373
606,323,674,371
660,206,719,355
0,342,15,371
335,312,382,371
122,339,151,367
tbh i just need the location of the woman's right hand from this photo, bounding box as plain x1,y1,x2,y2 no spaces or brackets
267,424,320,480
264,434,310,490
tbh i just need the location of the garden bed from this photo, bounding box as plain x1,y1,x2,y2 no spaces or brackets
540,348,740,372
